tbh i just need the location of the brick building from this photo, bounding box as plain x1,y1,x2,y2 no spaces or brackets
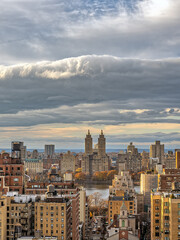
0,153,24,194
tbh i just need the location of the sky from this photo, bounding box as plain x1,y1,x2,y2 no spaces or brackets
0,0,180,149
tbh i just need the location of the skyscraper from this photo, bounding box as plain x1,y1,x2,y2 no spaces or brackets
44,144,55,157
85,130,93,155
98,130,106,156
150,141,164,164
82,130,110,175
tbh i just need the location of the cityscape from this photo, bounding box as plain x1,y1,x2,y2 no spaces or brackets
1,0,180,239
0,133,180,239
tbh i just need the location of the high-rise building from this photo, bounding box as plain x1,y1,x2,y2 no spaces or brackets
117,143,142,172
35,187,72,240
24,158,43,174
158,168,180,191
61,151,75,174
150,141,164,164
11,141,27,161
108,171,137,224
32,149,39,159
151,189,180,240
82,130,110,175
44,144,55,157
176,149,180,169
0,153,24,194
0,190,73,240
0,193,33,239
140,171,158,208
98,130,106,156
85,130,93,155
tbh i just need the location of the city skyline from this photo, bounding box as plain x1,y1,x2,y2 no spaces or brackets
0,0,180,148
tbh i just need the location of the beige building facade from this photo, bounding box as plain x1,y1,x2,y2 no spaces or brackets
151,191,180,240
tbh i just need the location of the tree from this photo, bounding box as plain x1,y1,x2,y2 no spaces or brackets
74,172,86,180
92,171,108,181
107,170,118,180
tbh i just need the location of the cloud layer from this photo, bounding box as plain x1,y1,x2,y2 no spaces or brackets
1,0,180,148
0,0,180,64
0,55,180,148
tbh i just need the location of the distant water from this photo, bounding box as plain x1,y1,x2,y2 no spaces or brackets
0,148,174,153
85,185,140,199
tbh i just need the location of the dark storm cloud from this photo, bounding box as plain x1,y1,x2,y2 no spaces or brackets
0,55,180,127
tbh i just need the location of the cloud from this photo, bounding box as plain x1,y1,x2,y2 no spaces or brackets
0,55,180,129
0,0,180,64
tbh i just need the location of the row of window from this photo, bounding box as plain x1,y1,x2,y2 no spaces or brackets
39,206,64,211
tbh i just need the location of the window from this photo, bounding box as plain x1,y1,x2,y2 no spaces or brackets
178,203,180,208
155,232,159,236
61,218,64,222
155,207,159,210
61,212,64,216
179,210,180,216
122,220,125,227
165,202,169,206
164,209,169,214
13,178,19,182
61,224,64,228
165,216,169,220
51,206,54,210
155,220,159,223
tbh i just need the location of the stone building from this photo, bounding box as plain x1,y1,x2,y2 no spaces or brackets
150,141,164,164
61,151,76,174
82,130,110,175
24,158,43,174
117,143,141,172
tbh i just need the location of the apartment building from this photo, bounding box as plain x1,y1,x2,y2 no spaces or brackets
151,190,180,240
